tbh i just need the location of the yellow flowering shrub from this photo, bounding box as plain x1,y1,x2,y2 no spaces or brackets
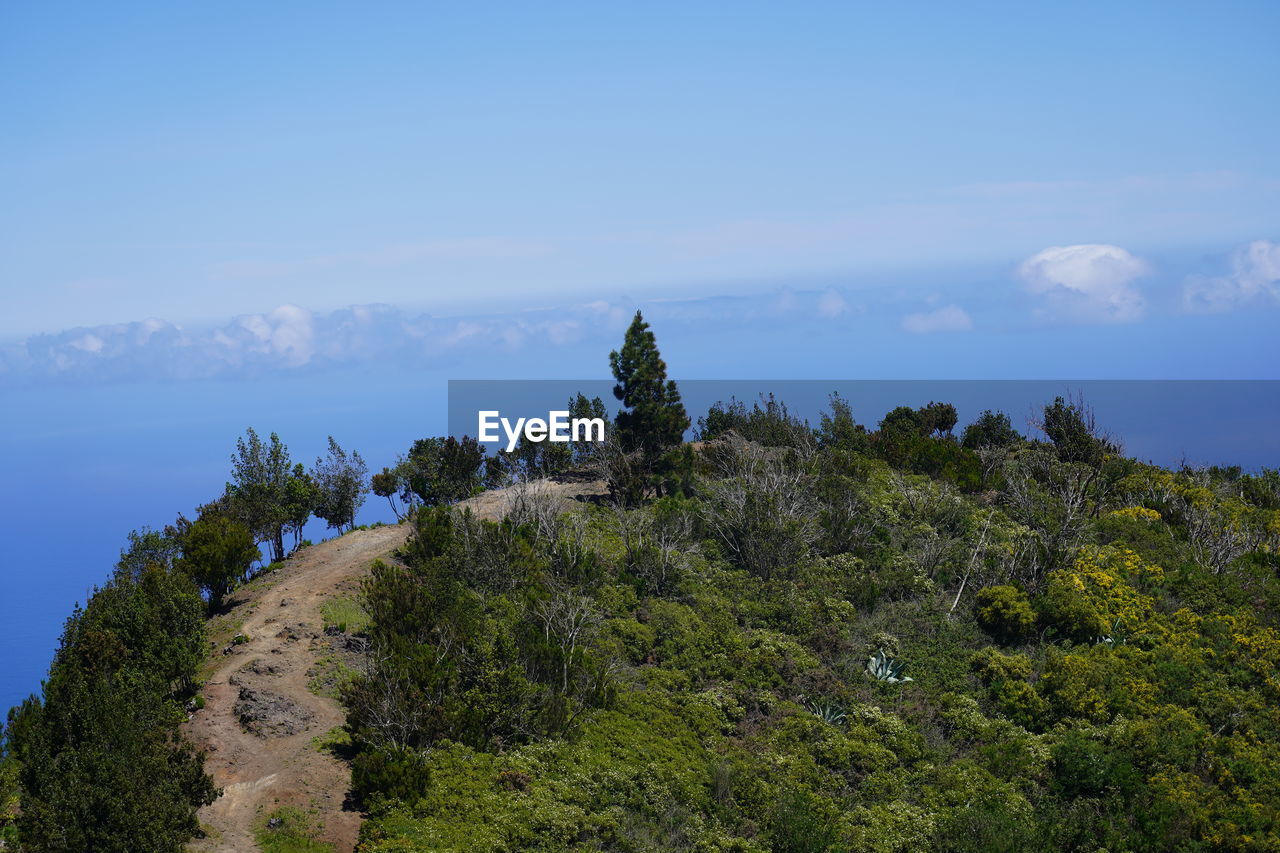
1110,505,1162,521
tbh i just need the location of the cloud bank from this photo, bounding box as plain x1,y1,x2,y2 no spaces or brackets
0,288,863,388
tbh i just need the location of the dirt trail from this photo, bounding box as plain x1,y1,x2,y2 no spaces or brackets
185,478,607,852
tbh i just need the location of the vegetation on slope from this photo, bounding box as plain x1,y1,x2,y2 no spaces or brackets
346,317,1280,852
3,310,1278,852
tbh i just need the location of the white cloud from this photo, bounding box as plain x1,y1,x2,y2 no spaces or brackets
1017,244,1150,323
901,304,973,334
70,333,104,353
817,288,850,318
266,304,315,366
1183,239,1280,313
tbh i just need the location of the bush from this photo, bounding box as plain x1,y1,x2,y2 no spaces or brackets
352,745,432,809
1036,574,1109,642
970,648,1032,683
974,586,1036,644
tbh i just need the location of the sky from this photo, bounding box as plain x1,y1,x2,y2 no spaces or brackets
2,0,1279,349
2,1,1279,709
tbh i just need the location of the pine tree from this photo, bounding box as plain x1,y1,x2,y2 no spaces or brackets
607,312,689,503
609,311,688,457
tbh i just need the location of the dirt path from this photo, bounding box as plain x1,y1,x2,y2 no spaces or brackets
185,524,409,852
185,478,607,852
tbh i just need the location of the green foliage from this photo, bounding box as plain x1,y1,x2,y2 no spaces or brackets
769,785,838,853
960,409,1021,450
179,508,259,611
609,310,689,502
816,393,869,453
1037,571,1109,642
396,435,485,507
363,387,1280,850
226,427,297,562
868,402,983,491
347,387,1280,851
353,745,434,809
16,390,1280,853
311,435,368,532
697,393,813,448
1040,394,1113,465
0,727,17,846
973,585,1036,644
5,549,214,851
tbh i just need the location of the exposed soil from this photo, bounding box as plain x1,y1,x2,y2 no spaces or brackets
184,477,607,852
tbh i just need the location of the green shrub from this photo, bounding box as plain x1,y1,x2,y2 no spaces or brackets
1036,574,1108,642
974,586,1036,644
352,745,432,809
970,648,1032,683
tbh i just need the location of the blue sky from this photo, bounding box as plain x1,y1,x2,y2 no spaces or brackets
2,0,1278,354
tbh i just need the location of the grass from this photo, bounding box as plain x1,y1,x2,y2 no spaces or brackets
311,726,354,759
319,594,370,634
254,806,334,853
307,654,358,699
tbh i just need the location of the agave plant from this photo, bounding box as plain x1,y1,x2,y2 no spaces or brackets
804,696,847,726
1095,616,1127,646
866,648,914,684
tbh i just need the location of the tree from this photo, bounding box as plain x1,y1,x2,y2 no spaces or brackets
312,436,369,533
399,436,485,506
568,393,608,465
439,435,484,500
179,510,259,612
962,410,1021,450
226,428,293,562
609,311,688,457
115,527,182,582
1039,394,1114,465
372,467,406,520
918,400,959,436
816,393,869,452
608,311,688,502
6,541,215,851
282,463,319,551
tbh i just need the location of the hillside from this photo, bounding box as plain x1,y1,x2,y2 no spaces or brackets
185,479,609,852
3,321,1278,853
335,402,1280,852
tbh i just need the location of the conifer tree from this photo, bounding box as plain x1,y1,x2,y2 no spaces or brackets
609,311,688,457
607,312,689,503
